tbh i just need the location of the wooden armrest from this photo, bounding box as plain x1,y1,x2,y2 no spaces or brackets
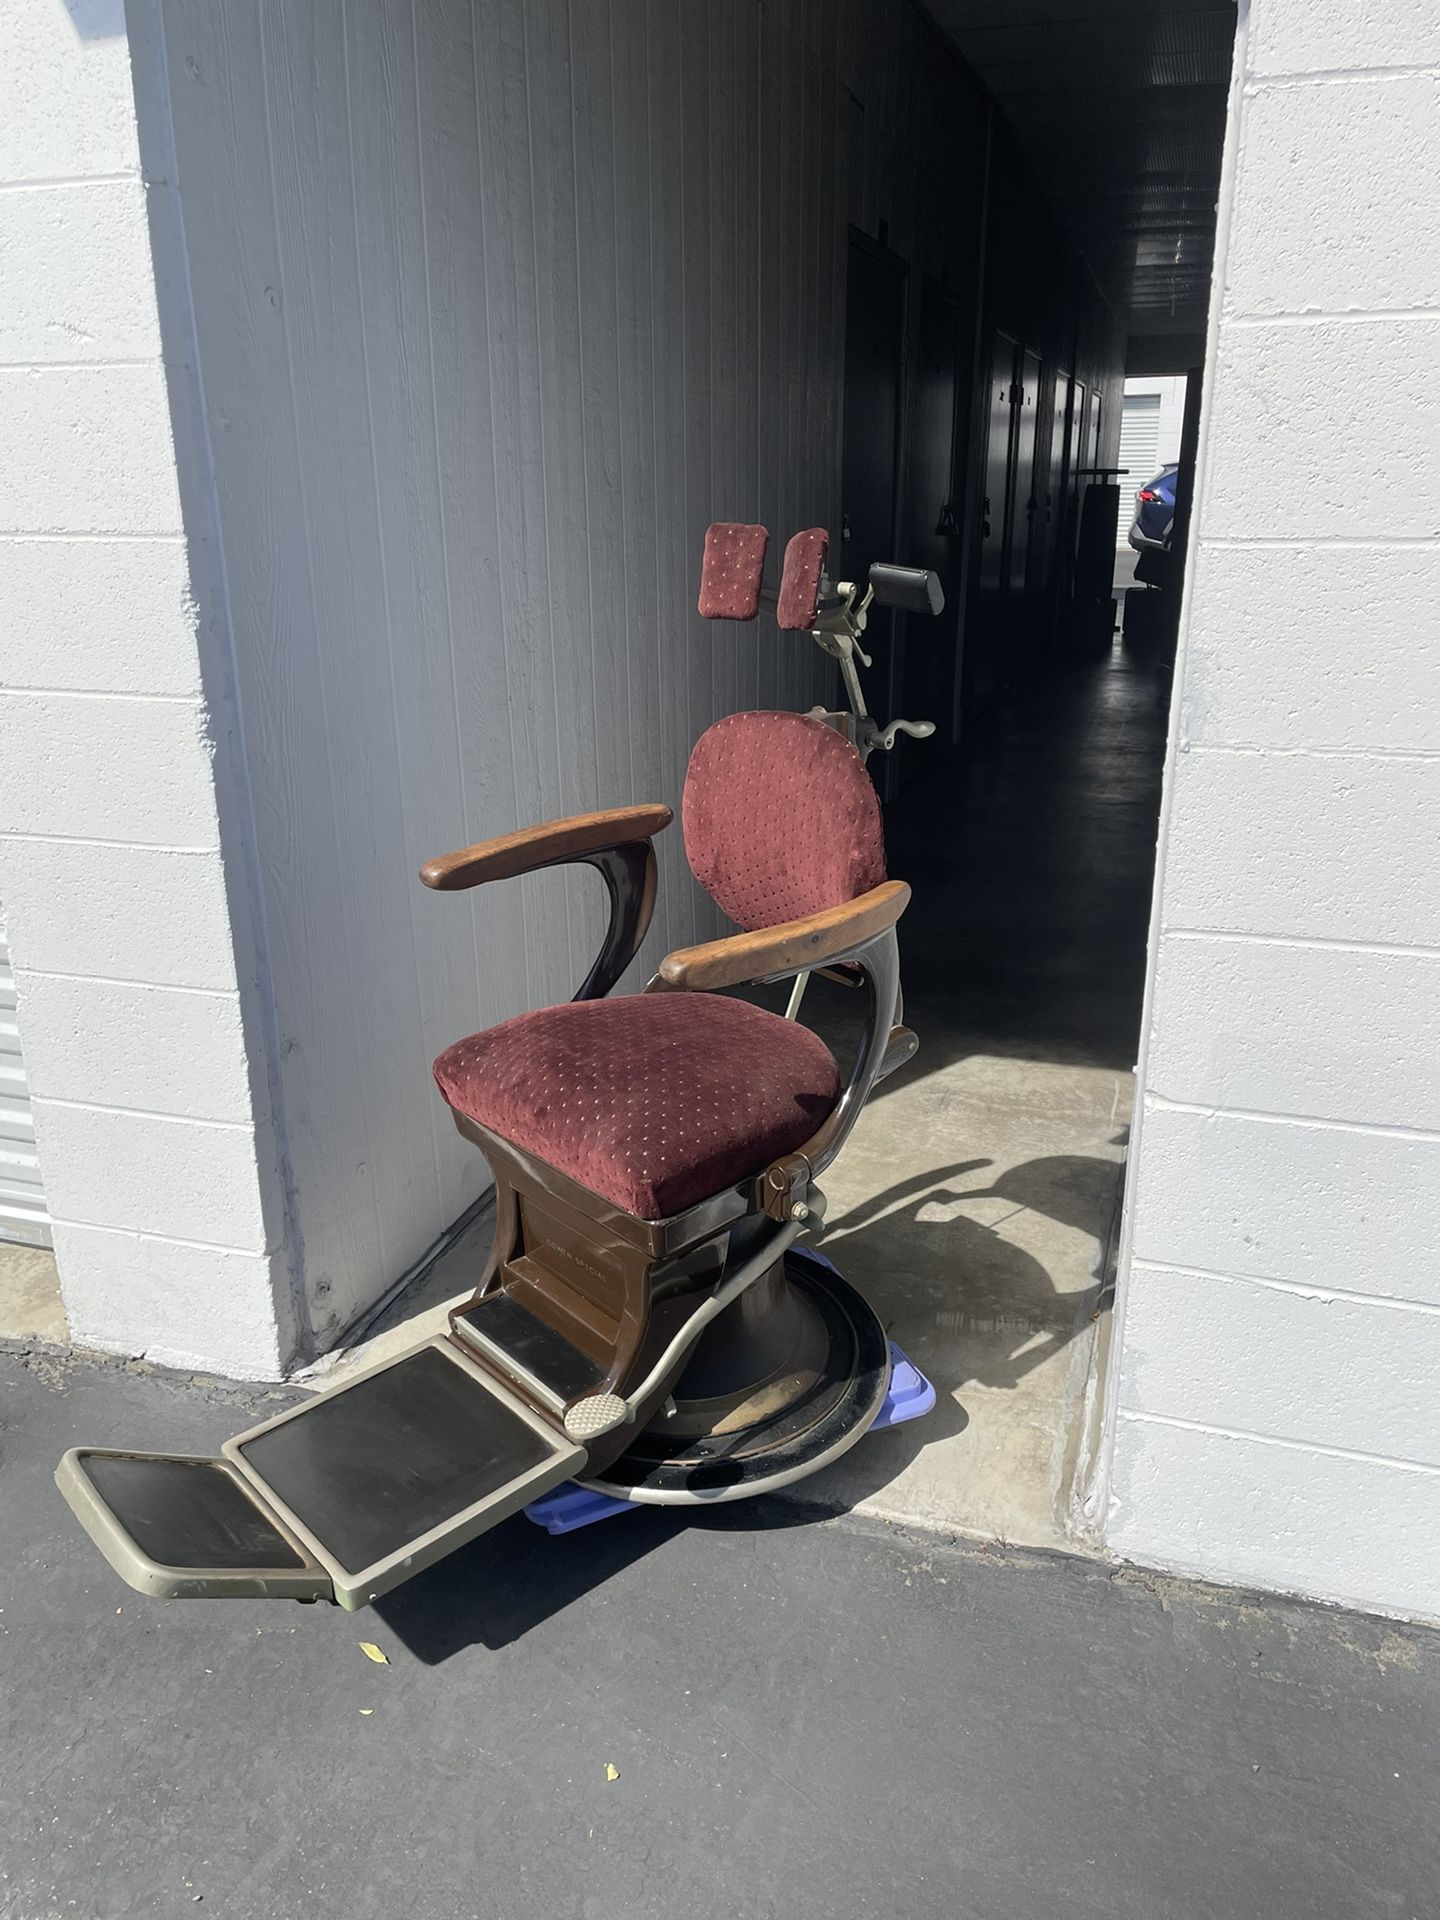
421,804,673,892
657,880,910,992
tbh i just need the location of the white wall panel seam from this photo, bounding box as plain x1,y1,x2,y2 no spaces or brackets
0,527,186,542
0,531,187,545
1160,929,1440,958
1225,308,1440,328
13,970,239,998
1246,65,1440,90
0,833,217,854
0,173,140,194
1203,534,1440,548
1143,1093,1440,1144
1117,1408,1440,1481
32,1095,254,1131
0,358,162,373
48,1218,281,1259
0,688,201,706
1178,743,1440,763
1130,1257,1440,1320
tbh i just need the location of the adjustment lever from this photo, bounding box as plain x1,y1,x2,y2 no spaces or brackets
876,717,936,752
561,1218,806,1443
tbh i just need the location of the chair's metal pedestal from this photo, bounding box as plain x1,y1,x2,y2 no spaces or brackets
571,1245,900,1507
528,1243,933,1529
528,1341,934,1533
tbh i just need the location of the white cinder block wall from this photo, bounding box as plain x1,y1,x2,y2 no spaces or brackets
1104,0,1440,1620
0,2,296,1376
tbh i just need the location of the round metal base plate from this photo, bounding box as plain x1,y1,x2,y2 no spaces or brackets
580,1249,889,1506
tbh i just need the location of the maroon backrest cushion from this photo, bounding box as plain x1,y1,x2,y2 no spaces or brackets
682,710,886,931
776,527,829,630
697,522,769,620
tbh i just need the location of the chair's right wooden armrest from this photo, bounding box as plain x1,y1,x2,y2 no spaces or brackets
656,880,910,993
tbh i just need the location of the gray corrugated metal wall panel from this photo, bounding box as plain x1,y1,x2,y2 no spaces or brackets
0,932,51,1248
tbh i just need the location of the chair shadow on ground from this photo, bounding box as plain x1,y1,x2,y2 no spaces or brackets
818,1153,1114,1386
375,1153,1118,1667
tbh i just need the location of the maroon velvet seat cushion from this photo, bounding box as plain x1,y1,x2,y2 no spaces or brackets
683,710,886,931
434,993,839,1220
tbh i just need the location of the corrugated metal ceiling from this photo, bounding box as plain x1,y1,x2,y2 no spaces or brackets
921,0,1237,337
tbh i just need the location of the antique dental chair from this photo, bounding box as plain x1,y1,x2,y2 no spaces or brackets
55,526,939,1612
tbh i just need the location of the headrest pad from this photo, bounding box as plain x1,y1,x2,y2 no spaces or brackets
776,528,829,630
698,523,769,621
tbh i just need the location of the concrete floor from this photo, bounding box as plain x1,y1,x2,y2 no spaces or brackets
6,1345,1439,1920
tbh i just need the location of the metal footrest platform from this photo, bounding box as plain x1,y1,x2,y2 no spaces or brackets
57,1338,584,1610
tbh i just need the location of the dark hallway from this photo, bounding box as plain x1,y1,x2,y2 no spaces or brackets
891,645,1170,1073
804,643,1171,1542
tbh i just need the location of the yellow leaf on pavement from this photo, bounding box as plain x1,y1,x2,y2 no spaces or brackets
358,1641,389,1665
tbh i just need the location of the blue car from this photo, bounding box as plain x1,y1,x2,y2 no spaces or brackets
1127,464,1178,553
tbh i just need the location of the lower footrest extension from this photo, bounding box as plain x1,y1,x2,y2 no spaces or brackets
57,1338,584,1610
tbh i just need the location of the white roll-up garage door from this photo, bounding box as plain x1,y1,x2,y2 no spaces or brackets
1119,392,1162,484
0,927,52,1248
1117,393,1162,537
